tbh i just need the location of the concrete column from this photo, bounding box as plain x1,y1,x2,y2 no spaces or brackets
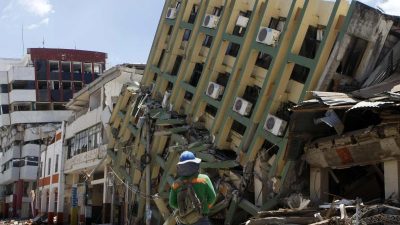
310,167,329,203
384,160,400,199
56,176,65,225
103,166,111,223
48,187,56,224
40,189,47,214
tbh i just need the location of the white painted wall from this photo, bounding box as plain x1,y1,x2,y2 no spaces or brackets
9,90,36,103
8,66,35,82
39,129,63,179
65,107,102,139
10,111,72,124
20,165,38,181
0,166,19,184
0,71,8,83
21,144,42,158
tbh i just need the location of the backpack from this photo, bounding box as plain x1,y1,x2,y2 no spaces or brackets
176,179,203,224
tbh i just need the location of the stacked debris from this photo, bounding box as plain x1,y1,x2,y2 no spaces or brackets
245,198,400,224
107,85,271,225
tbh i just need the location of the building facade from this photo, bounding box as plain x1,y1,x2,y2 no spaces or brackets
0,48,106,219
37,65,143,225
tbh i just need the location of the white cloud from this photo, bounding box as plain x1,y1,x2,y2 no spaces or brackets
18,0,54,17
27,17,49,30
378,0,400,16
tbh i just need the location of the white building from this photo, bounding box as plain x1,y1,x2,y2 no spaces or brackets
37,64,143,224
0,48,107,219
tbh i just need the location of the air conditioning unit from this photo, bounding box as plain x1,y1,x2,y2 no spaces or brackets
206,82,224,99
256,27,281,46
232,97,252,116
166,7,177,19
202,14,219,29
236,15,249,28
264,114,287,136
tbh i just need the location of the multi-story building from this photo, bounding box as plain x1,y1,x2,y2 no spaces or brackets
0,48,106,219
37,65,143,225
107,0,397,224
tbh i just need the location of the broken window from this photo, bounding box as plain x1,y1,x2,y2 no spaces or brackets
171,55,183,76
182,29,192,42
188,4,198,24
290,64,310,84
298,26,321,59
61,61,71,73
73,62,82,74
49,61,59,72
205,104,217,117
202,35,213,48
226,42,240,57
336,36,368,77
255,52,273,69
189,63,204,87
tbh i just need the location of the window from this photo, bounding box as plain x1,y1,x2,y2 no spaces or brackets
255,52,273,69
290,64,310,84
38,81,47,90
202,35,213,48
84,63,92,73
189,63,203,87
188,4,198,24
298,25,321,59
171,55,183,76
51,81,60,90
182,29,192,41
205,104,217,117
336,36,368,77
74,82,83,91
0,84,8,93
26,156,39,166
49,61,59,72
213,6,223,16
89,90,101,110
167,26,173,35
61,62,71,73
62,82,72,90
55,155,59,173
73,62,82,74
13,159,25,167
47,158,51,175
11,81,35,90
1,105,9,114
93,63,102,74
226,42,240,57
158,49,166,68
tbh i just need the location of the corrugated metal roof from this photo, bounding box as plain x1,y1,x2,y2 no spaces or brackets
348,101,394,111
311,91,358,106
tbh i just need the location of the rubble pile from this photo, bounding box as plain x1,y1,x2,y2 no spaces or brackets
246,198,400,225
107,86,274,224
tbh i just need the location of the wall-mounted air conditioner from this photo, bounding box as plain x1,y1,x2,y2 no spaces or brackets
256,27,281,46
263,114,287,136
232,97,252,116
166,8,177,19
236,15,249,28
206,82,224,99
202,14,219,29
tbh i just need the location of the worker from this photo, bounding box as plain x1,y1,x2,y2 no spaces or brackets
169,151,216,225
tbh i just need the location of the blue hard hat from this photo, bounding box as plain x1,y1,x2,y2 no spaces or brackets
178,151,201,165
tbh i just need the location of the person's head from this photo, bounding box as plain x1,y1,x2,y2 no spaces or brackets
176,151,201,177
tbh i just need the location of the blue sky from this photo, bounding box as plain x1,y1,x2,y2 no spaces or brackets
0,0,399,68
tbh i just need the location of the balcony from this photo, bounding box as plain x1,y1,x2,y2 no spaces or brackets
0,93,9,104
9,90,36,103
10,110,72,125
64,144,107,173
0,167,19,185
19,164,38,181
65,107,102,139
8,67,35,82
0,146,21,164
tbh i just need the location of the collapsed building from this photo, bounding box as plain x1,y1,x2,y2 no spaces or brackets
106,0,400,224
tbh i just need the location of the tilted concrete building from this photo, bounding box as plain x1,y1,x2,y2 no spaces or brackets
107,0,400,224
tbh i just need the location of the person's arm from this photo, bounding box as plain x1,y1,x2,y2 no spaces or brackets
169,184,178,209
204,175,216,207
